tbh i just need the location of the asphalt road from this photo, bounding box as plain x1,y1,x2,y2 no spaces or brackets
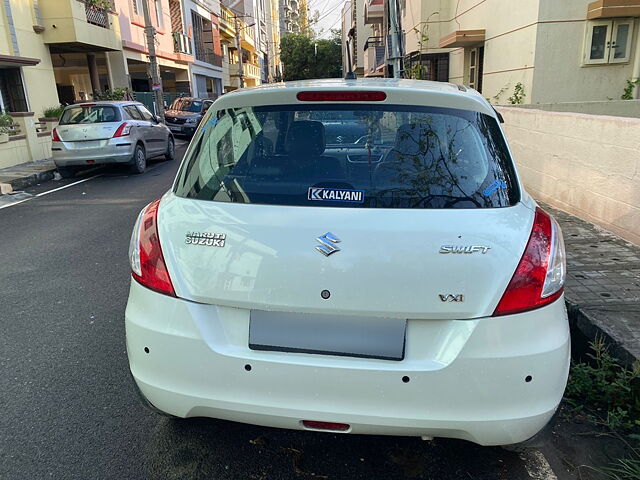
0,140,554,480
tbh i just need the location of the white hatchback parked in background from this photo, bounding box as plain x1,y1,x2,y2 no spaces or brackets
126,79,569,447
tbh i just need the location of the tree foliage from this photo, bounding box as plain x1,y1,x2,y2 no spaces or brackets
280,34,342,81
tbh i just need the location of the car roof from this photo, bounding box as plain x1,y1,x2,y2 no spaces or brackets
65,101,140,107
214,78,495,117
171,97,211,101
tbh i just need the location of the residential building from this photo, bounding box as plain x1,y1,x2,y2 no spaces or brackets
342,0,372,77
184,0,224,98
0,0,125,168
219,2,261,91
361,0,640,103
279,0,307,36
110,0,193,95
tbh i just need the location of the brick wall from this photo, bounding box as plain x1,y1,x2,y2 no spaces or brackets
497,106,640,245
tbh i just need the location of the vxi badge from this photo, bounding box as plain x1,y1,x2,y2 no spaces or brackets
439,294,464,303
439,245,491,254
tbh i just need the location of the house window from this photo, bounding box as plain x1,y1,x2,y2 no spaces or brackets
0,68,29,112
468,47,484,93
155,0,164,28
132,0,141,15
584,19,634,65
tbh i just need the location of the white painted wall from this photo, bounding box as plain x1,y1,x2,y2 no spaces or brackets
414,0,640,104
498,106,640,245
533,1,640,103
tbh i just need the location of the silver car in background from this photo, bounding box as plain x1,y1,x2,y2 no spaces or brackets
52,101,175,177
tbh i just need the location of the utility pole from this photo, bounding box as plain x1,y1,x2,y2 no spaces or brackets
141,0,164,120
387,0,403,78
234,16,245,88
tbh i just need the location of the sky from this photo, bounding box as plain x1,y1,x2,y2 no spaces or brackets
308,0,348,38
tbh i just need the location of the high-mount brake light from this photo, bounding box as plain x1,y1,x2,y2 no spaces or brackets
296,91,387,102
80,103,96,107
493,207,566,316
129,199,176,297
302,420,350,431
52,127,61,142
113,122,132,137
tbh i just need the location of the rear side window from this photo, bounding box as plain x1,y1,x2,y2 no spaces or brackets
174,105,519,209
124,105,142,120
136,105,155,121
60,105,120,124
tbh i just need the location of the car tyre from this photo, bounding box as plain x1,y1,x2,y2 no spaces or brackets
164,137,175,161
57,166,77,179
130,144,146,174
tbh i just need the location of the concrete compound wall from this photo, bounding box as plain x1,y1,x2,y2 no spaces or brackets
497,106,640,245
512,100,640,119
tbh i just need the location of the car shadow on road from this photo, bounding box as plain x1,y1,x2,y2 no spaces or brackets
143,417,531,480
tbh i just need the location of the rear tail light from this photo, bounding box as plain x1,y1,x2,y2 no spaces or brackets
129,199,176,297
493,207,566,316
114,122,132,137
296,91,387,102
52,127,61,142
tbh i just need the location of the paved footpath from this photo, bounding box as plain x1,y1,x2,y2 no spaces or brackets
544,204,640,365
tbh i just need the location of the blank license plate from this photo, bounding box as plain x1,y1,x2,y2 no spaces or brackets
249,311,406,361
74,140,102,149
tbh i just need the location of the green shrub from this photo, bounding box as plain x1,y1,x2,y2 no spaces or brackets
0,113,13,134
621,79,640,100
507,82,526,105
93,88,130,101
42,106,64,119
565,337,640,430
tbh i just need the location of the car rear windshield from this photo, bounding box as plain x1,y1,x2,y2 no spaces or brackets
59,105,120,124
172,99,203,113
173,104,520,209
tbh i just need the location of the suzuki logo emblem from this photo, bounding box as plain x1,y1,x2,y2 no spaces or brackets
439,294,464,303
316,232,341,256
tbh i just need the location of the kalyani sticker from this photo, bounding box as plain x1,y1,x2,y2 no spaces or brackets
185,232,226,247
308,187,365,203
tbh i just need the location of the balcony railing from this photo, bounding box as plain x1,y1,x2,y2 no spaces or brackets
229,62,261,79
84,2,111,29
173,32,193,55
195,46,223,67
221,7,234,27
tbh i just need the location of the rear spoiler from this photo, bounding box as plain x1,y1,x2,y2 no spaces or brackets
492,106,505,124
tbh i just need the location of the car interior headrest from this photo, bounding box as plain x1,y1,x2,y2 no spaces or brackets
285,121,326,156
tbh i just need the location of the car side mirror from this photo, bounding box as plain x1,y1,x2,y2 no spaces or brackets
154,115,162,123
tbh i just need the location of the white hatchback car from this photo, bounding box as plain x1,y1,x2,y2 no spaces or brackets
126,79,569,447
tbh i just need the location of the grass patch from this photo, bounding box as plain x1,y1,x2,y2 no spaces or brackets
565,337,640,431
565,338,640,479
601,453,640,480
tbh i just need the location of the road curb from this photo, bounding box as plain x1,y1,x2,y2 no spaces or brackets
8,168,56,191
566,299,640,367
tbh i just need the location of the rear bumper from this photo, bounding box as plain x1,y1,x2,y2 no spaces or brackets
125,281,570,446
52,141,134,166
166,124,196,136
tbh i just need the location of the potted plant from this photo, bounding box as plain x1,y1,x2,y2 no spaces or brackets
40,106,64,131
41,106,64,122
0,113,12,143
